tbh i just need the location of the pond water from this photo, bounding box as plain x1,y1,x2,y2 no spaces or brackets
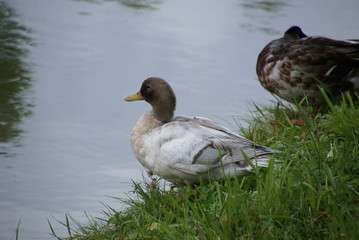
0,0,358,239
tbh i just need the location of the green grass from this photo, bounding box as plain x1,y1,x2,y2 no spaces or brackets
50,93,359,240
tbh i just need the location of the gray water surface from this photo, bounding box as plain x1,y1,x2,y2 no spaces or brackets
1,0,358,239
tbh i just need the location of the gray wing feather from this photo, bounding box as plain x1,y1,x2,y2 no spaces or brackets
171,116,277,170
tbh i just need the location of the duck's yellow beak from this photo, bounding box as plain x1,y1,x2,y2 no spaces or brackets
125,92,144,101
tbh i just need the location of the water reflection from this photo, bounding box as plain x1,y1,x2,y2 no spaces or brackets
119,0,161,10
241,0,289,12
0,2,33,156
239,0,290,34
75,0,162,10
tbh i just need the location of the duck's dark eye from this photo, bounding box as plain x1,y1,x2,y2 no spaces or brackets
141,82,152,94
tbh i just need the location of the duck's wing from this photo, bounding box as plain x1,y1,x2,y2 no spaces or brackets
287,35,359,70
289,37,359,91
165,116,276,175
302,37,359,57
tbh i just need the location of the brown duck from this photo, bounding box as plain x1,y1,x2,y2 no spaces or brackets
256,26,359,105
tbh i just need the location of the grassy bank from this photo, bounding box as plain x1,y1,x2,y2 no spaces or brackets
51,93,359,240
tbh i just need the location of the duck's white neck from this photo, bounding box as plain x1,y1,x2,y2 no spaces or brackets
131,111,162,144
130,111,163,168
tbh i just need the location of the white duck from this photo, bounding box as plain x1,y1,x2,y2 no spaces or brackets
125,77,278,184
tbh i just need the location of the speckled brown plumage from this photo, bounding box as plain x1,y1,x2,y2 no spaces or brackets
256,26,359,105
